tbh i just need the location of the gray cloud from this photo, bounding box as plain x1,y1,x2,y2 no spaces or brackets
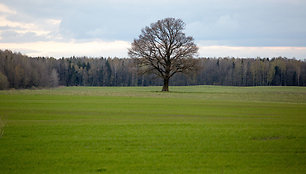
0,31,48,43
1,0,306,46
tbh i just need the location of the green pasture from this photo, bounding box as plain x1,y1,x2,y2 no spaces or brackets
0,86,305,173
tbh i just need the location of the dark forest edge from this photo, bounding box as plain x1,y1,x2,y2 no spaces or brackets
0,49,306,90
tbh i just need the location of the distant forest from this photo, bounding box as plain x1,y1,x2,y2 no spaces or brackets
0,49,306,89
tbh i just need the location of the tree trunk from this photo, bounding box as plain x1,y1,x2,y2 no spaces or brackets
162,78,169,92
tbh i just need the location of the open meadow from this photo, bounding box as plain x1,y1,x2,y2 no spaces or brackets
0,86,305,173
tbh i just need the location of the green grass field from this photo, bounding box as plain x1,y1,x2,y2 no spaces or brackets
0,86,305,173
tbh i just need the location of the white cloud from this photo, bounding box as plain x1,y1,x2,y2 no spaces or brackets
0,1,306,59
0,3,16,14
1,40,305,60
199,46,306,59
0,40,130,58
0,3,62,41
0,16,50,35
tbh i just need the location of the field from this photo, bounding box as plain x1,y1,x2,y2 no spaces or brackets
0,86,305,173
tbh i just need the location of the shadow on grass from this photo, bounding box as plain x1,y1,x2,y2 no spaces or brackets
96,168,107,172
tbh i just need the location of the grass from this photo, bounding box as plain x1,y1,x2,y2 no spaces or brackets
0,86,305,173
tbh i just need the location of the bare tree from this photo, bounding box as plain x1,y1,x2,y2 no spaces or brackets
49,69,59,87
128,18,199,91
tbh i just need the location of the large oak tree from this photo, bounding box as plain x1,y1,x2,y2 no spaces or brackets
128,18,199,91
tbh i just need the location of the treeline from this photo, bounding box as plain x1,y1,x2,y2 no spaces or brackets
0,49,306,89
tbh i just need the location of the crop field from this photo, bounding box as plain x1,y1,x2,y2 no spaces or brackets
0,86,305,173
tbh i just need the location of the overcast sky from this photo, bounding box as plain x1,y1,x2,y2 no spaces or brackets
0,0,306,59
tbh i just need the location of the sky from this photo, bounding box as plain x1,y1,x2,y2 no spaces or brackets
0,0,306,59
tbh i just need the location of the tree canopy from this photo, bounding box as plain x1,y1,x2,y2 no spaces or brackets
128,18,199,91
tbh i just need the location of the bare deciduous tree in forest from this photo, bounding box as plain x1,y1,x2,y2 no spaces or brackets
128,18,199,91
1,50,306,89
